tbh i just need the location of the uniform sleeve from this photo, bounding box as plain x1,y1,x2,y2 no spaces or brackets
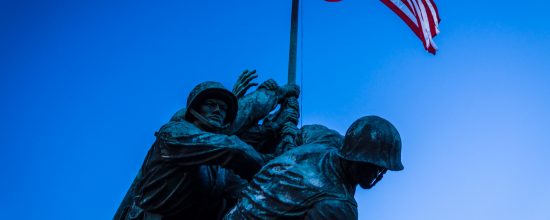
228,88,278,135
236,123,279,152
157,122,266,180
304,199,358,220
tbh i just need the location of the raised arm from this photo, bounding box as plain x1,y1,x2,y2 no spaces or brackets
156,121,266,180
228,79,279,134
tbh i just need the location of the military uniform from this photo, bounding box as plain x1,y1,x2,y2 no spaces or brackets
224,116,404,220
126,120,265,220
224,125,357,220
224,146,358,219
115,81,280,220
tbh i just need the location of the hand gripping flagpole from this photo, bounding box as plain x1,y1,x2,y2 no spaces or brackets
276,0,300,153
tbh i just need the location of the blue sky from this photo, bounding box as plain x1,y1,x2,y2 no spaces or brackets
1,0,549,219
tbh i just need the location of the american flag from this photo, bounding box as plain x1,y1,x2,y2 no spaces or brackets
380,0,441,54
325,0,441,54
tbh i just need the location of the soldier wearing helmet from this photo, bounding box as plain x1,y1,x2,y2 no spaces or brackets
224,116,403,220
184,81,239,132
114,77,286,220
115,69,301,220
169,71,301,151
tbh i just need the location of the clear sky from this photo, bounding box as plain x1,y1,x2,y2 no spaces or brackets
1,0,549,219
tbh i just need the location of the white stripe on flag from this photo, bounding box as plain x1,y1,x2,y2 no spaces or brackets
382,0,440,54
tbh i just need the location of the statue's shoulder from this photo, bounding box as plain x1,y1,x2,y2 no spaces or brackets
169,108,187,122
300,124,343,149
266,144,336,171
286,144,338,157
158,120,198,136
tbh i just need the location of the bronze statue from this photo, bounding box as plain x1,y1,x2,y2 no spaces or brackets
114,70,300,220
224,116,403,220
114,70,405,220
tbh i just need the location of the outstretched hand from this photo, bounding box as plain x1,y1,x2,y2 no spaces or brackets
232,69,259,98
258,79,279,91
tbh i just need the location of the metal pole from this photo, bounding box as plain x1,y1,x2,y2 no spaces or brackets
280,0,301,150
288,0,299,84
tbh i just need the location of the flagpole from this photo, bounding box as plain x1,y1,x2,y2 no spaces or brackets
288,0,299,84
276,0,300,153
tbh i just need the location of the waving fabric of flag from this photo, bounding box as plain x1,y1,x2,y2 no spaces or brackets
380,0,441,54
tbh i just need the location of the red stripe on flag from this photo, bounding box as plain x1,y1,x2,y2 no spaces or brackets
429,0,441,22
381,0,440,54
380,0,422,40
402,0,418,18
421,0,437,37
324,0,440,54
401,0,425,41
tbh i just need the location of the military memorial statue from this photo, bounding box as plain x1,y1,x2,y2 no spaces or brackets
114,70,300,220
224,116,403,219
115,0,441,219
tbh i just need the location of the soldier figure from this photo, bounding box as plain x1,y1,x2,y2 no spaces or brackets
115,69,300,220
116,81,267,220
224,116,404,220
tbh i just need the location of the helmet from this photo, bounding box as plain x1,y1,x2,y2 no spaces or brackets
338,116,404,171
184,81,238,125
